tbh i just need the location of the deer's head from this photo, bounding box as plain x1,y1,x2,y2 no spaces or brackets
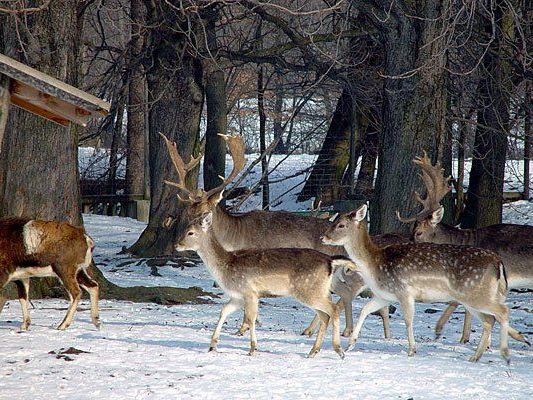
176,212,213,252
322,204,368,246
396,152,452,242
160,132,246,221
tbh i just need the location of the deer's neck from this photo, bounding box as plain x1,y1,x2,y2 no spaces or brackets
212,205,244,250
346,222,382,272
436,223,478,246
196,229,232,275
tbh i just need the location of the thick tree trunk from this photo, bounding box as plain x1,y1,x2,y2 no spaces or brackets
203,11,227,192
126,0,147,197
127,9,204,257
298,88,353,204
370,1,448,234
0,1,82,225
462,2,513,228
524,82,531,199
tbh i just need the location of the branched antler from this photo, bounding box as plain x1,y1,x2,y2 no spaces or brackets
161,132,247,203
397,151,452,223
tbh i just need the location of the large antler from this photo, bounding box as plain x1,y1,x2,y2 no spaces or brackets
397,151,452,223
204,133,247,197
160,132,203,203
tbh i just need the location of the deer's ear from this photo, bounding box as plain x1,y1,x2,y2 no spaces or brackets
430,206,444,226
354,204,368,222
208,190,224,206
200,212,213,231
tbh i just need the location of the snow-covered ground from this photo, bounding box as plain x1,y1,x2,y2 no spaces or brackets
1,208,532,399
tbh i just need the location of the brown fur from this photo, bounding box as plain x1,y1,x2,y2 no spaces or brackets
0,218,100,331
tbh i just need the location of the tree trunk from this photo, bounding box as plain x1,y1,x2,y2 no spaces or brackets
462,2,513,228
297,88,354,205
524,81,531,199
203,10,227,192
258,66,270,209
354,130,378,201
108,101,125,196
370,1,448,234
272,71,286,154
126,0,147,197
127,7,204,257
455,114,468,223
0,1,82,225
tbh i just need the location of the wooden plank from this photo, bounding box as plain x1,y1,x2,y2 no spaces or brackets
0,75,10,147
0,53,110,115
10,80,92,126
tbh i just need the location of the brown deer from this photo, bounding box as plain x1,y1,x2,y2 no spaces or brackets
322,204,525,363
161,133,400,338
176,211,354,358
398,153,533,343
0,218,100,331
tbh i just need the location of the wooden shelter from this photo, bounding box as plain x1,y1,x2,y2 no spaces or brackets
0,53,110,133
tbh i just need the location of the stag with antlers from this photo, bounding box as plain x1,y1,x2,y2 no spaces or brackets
159,133,402,339
399,152,533,344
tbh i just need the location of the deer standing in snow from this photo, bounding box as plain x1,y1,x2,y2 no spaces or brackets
176,211,353,358
0,218,100,331
161,133,401,338
322,204,525,363
398,153,533,342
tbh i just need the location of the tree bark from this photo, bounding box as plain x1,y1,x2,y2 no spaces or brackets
462,2,513,228
298,88,354,204
127,5,204,257
354,130,378,201
126,0,147,197
370,0,448,234
272,70,287,154
203,9,227,192
0,1,82,225
524,81,531,199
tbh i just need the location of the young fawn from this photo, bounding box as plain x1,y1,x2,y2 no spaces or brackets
175,212,354,359
322,204,516,363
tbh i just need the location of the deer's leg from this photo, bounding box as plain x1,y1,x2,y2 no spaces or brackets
508,326,530,346
55,267,82,331
308,310,329,358
493,304,510,364
347,297,390,351
210,297,243,352
15,279,31,331
399,296,417,357
243,296,259,356
0,295,6,315
302,312,320,337
459,309,473,343
468,312,494,363
336,285,354,338
435,302,458,339
77,269,101,329
378,306,391,339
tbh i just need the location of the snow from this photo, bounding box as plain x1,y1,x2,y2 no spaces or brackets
1,209,532,399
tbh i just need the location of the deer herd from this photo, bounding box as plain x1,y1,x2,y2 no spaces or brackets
1,134,531,365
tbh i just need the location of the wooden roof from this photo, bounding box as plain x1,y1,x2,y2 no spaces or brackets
0,53,111,126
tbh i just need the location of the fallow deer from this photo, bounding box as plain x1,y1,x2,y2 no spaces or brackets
322,204,524,363
0,218,100,331
176,211,354,358
160,133,400,338
399,153,533,343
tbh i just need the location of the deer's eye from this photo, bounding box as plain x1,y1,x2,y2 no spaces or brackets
187,231,194,236
338,224,346,229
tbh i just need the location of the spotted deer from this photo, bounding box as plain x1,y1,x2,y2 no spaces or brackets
0,218,100,331
399,153,533,343
322,204,527,363
161,133,400,338
176,211,354,358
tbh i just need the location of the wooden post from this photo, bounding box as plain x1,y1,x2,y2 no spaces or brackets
0,75,10,148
